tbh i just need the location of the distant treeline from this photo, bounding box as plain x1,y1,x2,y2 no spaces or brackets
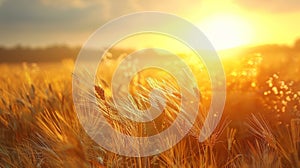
0,39,300,63
0,45,135,63
0,45,81,63
246,39,300,54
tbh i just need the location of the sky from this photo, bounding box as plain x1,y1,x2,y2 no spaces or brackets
0,0,300,50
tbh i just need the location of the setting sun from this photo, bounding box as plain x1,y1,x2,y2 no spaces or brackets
198,14,253,50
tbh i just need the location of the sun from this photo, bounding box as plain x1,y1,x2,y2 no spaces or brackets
198,14,253,50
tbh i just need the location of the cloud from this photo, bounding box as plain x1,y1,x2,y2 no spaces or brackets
235,0,300,13
0,0,5,6
84,0,202,20
0,0,202,46
40,0,101,8
0,0,103,32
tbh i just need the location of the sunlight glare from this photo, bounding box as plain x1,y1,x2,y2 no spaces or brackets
198,14,253,50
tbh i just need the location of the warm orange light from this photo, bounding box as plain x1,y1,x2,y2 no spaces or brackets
198,14,253,50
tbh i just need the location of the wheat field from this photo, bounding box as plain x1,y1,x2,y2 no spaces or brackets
0,49,299,168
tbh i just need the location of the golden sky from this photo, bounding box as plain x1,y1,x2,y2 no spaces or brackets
0,0,299,50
